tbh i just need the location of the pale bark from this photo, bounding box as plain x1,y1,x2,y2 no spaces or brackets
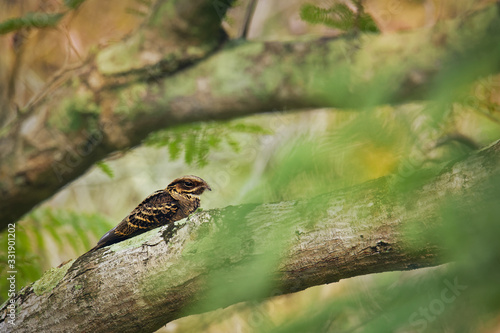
1,4,500,229
1,139,499,333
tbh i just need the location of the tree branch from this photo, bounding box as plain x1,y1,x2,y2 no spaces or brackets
0,0,235,229
2,139,500,333
1,3,499,229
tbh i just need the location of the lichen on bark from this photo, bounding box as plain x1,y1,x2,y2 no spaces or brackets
32,259,75,295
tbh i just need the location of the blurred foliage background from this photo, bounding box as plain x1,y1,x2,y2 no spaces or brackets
1,0,500,332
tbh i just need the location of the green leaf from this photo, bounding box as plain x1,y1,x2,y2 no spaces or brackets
64,0,87,9
144,120,270,167
44,224,64,251
33,220,46,254
225,135,241,153
0,12,64,34
300,3,354,30
96,161,114,179
207,134,222,148
358,12,379,33
300,3,379,32
196,142,210,167
230,123,272,134
68,214,91,250
184,134,197,165
168,137,182,160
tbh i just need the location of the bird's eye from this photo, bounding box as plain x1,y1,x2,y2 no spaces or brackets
184,181,194,187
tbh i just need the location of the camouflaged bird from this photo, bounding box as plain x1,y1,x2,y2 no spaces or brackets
89,175,211,251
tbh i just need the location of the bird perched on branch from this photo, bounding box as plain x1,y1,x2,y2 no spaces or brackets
89,175,211,251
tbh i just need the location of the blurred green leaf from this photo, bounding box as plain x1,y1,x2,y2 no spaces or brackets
0,12,64,34
145,120,270,166
168,137,181,160
64,0,86,10
300,3,379,32
96,161,114,179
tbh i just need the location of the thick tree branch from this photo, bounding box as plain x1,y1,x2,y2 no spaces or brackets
2,140,500,333
1,4,500,229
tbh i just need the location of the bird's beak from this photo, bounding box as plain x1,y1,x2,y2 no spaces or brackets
205,183,212,191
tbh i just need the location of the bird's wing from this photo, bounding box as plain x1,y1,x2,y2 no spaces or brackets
95,190,179,249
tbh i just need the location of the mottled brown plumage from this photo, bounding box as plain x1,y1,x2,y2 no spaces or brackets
89,175,211,251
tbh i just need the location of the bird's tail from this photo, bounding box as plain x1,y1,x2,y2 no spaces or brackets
83,243,103,255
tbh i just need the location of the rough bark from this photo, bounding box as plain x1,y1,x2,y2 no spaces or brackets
2,139,499,333
1,4,500,230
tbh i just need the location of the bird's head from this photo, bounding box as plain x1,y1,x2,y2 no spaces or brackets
167,175,211,196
